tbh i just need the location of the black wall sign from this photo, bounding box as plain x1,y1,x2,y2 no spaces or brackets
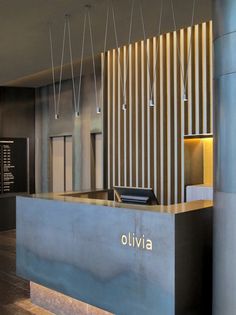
0,138,28,195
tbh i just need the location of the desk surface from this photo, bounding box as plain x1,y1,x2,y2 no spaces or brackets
28,190,213,215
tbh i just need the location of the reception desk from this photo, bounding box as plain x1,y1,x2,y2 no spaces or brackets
16,190,212,315
0,195,16,231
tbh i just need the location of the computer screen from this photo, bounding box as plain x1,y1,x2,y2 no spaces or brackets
113,186,159,205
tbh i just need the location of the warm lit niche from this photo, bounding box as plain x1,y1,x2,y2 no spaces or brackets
184,135,213,201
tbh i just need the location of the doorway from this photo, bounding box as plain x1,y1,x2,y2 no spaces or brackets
51,136,72,192
90,133,103,190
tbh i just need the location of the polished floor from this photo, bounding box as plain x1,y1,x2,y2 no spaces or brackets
0,230,52,314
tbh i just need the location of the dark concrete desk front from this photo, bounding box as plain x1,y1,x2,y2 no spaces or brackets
16,193,212,315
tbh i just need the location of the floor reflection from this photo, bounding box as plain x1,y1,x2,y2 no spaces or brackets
0,230,52,314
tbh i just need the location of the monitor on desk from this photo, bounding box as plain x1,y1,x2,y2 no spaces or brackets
113,186,159,205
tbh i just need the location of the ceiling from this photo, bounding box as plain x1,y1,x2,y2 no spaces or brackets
1,0,212,87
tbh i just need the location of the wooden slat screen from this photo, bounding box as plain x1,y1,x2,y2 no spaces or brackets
105,21,213,204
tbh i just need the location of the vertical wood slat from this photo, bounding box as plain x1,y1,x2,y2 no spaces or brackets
180,29,185,203
147,39,151,189
106,21,213,204
209,22,213,133
137,43,142,188
187,27,192,135
166,33,171,205
141,41,145,188
107,50,111,188
129,44,133,187
163,35,168,204
191,26,196,134
159,35,164,204
173,31,178,204
112,49,116,187
207,22,212,134
153,37,157,198
125,45,130,188
194,24,200,135
202,22,207,134
149,40,154,192
118,48,121,186
123,46,127,187
120,49,124,186
135,42,139,187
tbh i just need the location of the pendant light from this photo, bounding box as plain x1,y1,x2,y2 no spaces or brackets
111,0,135,112
75,9,87,117
97,0,110,115
77,4,110,116
139,0,163,108
66,14,78,118
49,16,68,120
87,5,100,115
171,0,197,103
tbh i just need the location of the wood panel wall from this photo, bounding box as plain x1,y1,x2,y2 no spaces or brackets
105,21,213,204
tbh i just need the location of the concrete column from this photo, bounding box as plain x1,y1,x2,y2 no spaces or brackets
213,0,236,314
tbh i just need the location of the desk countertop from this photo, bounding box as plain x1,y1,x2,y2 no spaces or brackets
23,190,213,215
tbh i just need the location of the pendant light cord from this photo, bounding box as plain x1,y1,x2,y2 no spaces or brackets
49,24,57,117
152,0,163,102
76,3,110,115
99,1,110,108
184,0,196,95
111,0,124,101
49,6,109,117
49,18,67,118
88,7,99,111
67,15,77,113
76,11,87,115
57,18,67,115
171,0,196,98
139,0,152,101
139,0,163,103
123,0,135,105
111,0,134,106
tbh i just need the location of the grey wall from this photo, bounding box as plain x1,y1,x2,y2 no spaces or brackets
0,87,35,193
35,70,104,193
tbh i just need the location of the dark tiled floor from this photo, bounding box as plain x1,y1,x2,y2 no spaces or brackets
0,230,52,314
